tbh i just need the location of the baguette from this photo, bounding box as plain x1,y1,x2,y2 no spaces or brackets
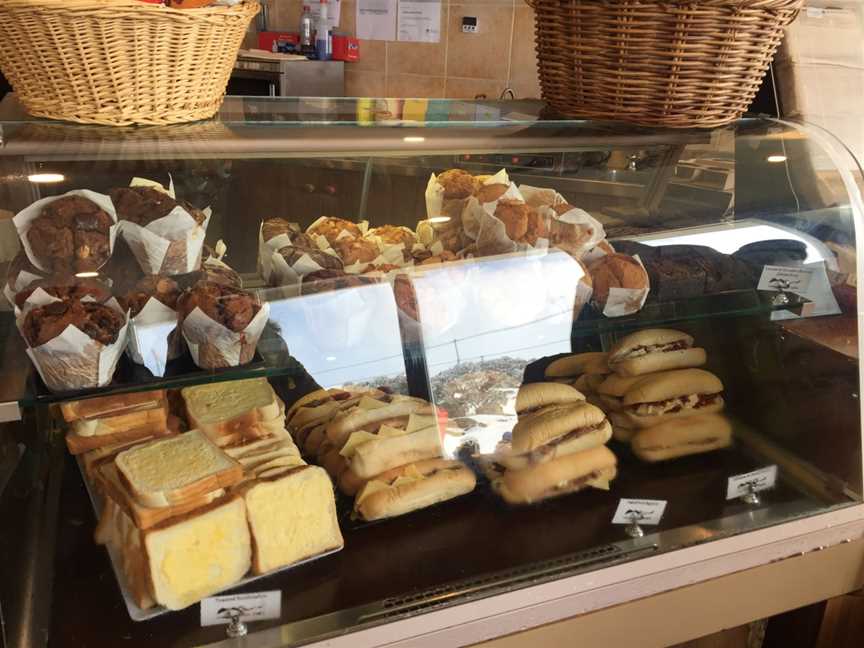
348,425,442,479
115,430,243,508
326,397,431,447
354,459,476,521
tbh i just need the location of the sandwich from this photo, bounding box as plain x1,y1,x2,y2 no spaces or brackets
608,329,706,377
481,383,610,473
620,368,724,429
354,459,476,521
595,373,649,412
114,430,244,508
235,465,344,574
632,414,732,462
544,352,610,393
181,378,285,447
494,445,617,505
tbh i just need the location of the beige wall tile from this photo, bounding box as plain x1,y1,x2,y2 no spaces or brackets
386,74,446,98
348,39,387,71
445,76,505,99
266,0,304,30
387,6,448,75
447,4,514,80
509,7,537,82
340,0,356,34
345,70,386,97
509,74,541,99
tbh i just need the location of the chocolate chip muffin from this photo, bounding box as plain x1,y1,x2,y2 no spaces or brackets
178,281,260,332
111,186,206,226
199,260,243,289
367,225,416,249
5,250,45,299
121,275,180,316
307,217,362,245
15,275,111,309
275,244,343,272
22,299,124,347
27,196,113,273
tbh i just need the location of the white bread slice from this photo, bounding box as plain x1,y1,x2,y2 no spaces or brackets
61,390,166,422
144,496,251,610
71,403,168,437
115,430,243,508
238,466,343,574
66,412,174,456
94,498,155,610
182,378,281,439
97,462,226,530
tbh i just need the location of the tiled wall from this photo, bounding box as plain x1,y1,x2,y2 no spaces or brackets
251,0,541,99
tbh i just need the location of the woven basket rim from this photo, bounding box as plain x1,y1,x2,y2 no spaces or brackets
526,0,802,8
0,0,259,13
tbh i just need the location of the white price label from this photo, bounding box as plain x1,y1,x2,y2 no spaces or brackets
727,466,778,500
200,590,281,627
806,7,825,18
612,499,667,526
757,265,814,296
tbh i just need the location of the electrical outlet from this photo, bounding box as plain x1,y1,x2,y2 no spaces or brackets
461,17,478,33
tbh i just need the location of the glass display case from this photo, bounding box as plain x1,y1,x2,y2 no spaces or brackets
0,94,862,648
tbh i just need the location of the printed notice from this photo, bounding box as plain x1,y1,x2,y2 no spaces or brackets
200,591,281,627
612,499,667,526
397,0,441,43
726,465,778,500
757,264,814,295
357,0,397,41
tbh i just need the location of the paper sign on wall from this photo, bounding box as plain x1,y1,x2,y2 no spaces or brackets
357,0,397,40
397,0,441,43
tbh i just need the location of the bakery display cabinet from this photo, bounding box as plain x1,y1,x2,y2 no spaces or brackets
0,94,862,648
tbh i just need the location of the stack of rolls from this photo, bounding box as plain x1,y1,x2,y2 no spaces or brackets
286,388,476,521
544,351,611,406
596,328,733,461
480,382,617,505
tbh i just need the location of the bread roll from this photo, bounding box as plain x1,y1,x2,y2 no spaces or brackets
545,352,609,378
609,329,705,376
632,414,732,461
515,382,585,415
623,369,723,405
512,402,607,453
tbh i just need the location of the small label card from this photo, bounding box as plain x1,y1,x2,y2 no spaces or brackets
612,498,667,526
726,466,778,500
200,590,281,627
757,265,814,296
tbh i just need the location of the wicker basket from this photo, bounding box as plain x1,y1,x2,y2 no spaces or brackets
0,0,259,126
527,0,803,128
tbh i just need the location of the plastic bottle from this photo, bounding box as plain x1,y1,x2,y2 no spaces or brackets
300,5,314,50
316,0,332,61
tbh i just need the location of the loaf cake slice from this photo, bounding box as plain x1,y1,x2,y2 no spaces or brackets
115,430,242,508
143,496,251,610
182,378,282,441
238,466,343,574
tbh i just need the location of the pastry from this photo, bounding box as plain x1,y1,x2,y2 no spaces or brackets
5,250,45,300
475,182,509,204
261,217,299,243
332,237,379,266
307,217,362,244
121,275,180,316
273,243,343,275
587,253,649,309
111,186,206,226
367,225,416,249
27,195,113,273
15,275,111,309
21,299,124,347
494,199,529,241
437,169,476,200
198,259,243,289
178,280,260,332
300,269,378,295
522,207,548,245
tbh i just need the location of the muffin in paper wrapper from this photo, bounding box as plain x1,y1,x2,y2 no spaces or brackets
260,223,346,287
13,189,120,274
15,293,129,393
343,244,406,275
424,174,472,252
519,185,606,260
181,302,270,369
306,216,369,249
258,221,298,284
4,258,45,308
119,178,212,276
600,254,650,318
126,297,183,377
14,286,105,318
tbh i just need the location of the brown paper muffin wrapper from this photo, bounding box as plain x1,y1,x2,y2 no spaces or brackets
15,294,129,393
181,302,270,369
13,189,120,274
